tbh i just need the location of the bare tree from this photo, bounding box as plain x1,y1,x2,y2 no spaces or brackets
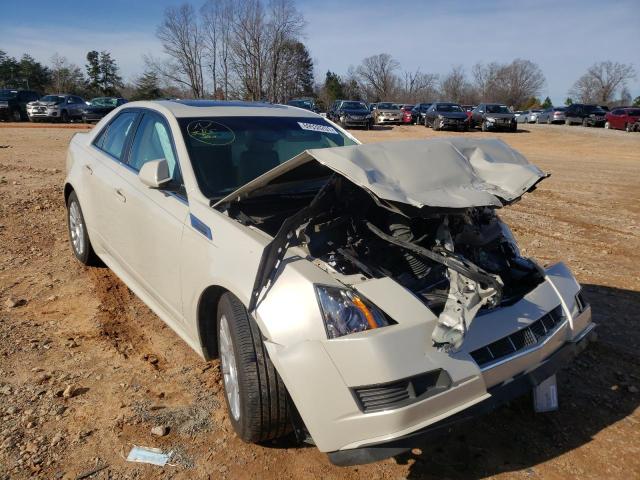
153,3,205,98
356,53,400,101
472,59,545,108
265,0,306,102
400,70,438,103
49,54,85,94
569,61,636,104
439,65,477,104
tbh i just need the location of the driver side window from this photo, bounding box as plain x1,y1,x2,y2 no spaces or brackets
128,112,182,185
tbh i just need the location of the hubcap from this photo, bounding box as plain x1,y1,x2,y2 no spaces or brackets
68,201,85,257
219,315,240,421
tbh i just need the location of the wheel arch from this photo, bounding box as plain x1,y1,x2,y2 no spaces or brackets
197,284,231,360
64,182,75,204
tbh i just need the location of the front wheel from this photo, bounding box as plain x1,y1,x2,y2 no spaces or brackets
481,120,489,132
11,109,22,122
582,118,589,127
217,293,292,443
60,110,69,123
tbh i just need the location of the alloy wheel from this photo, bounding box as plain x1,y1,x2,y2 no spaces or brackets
68,201,85,257
219,314,241,421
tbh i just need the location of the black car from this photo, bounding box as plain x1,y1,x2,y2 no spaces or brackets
470,103,517,132
286,98,319,112
424,102,469,131
564,103,607,127
327,100,373,129
0,89,41,121
411,102,432,125
82,97,128,123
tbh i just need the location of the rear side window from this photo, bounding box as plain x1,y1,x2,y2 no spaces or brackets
95,111,138,160
128,112,179,181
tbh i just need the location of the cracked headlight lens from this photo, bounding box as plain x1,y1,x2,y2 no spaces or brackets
315,285,392,339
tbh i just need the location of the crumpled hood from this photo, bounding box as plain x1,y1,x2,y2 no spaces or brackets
29,101,61,107
215,137,547,210
436,112,468,120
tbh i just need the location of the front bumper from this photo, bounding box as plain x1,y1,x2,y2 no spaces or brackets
328,322,596,466
28,110,59,119
376,116,401,124
485,119,515,130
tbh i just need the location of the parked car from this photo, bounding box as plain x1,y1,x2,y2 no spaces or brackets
327,100,373,129
605,107,640,131
82,97,128,123
368,103,377,112
424,102,469,130
27,94,87,122
528,109,544,123
286,98,319,112
564,103,607,127
64,99,595,465
537,107,566,124
470,103,517,132
461,105,475,113
373,102,402,125
400,104,415,124
410,102,432,125
0,89,41,121
515,110,530,123
628,118,640,132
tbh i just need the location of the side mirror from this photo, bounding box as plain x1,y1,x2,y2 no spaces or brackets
138,159,171,188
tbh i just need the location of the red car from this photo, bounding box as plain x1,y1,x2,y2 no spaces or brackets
605,107,640,131
400,104,415,124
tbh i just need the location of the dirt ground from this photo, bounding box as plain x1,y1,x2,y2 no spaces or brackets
0,121,639,479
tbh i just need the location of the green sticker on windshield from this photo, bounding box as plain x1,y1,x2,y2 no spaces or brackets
187,120,235,146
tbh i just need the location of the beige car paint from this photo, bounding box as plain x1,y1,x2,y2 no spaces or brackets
65,101,593,454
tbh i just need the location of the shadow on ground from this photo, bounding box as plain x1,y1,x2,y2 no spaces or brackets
397,284,640,479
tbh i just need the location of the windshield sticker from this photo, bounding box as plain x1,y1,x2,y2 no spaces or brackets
297,122,338,135
187,120,235,146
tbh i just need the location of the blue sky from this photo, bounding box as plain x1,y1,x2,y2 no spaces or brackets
2,0,639,103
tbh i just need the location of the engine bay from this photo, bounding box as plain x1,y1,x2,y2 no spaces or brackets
221,172,544,350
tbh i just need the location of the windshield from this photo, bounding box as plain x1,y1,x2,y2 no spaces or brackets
376,102,399,110
287,100,312,110
0,90,18,99
485,104,511,114
585,105,606,114
41,95,65,103
90,97,119,107
341,101,367,110
553,107,566,112
436,104,463,113
179,116,356,198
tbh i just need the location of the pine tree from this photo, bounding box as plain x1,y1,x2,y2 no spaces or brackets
541,96,553,108
85,51,101,94
98,51,123,96
564,97,573,106
324,71,344,104
131,71,163,100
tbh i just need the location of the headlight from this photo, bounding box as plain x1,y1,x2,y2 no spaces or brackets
340,115,346,121
486,116,496,122
437,114,443,119
315,285,392,339
366,114,372,119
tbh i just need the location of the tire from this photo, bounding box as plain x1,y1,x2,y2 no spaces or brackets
536,117,540,124
11,109,21,122
432,119,440,131
66,191,98,266
565,118,572,125
510,122,517,132
625,123,631,132
604,121,610,129
582,118,589,127
547,116,552,125
217,292,292,443
481,120,489,132
60,110,69,123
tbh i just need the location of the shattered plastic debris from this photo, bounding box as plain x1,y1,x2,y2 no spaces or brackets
126,445,173,466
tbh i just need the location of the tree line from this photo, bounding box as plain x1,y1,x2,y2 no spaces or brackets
317,54,637,110
1,0,637,109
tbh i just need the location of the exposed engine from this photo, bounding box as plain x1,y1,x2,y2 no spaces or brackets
224,174,544,351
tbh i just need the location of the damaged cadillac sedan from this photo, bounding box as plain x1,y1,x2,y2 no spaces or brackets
64,100,595,465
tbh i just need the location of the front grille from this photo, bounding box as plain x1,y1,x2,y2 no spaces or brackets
470,305,565,368
353,369,451,413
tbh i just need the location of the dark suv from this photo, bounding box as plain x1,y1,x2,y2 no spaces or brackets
564,104,607,127
411,103,432,125
0,89,41,121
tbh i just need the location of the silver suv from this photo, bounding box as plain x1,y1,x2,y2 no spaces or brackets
27,94,86,122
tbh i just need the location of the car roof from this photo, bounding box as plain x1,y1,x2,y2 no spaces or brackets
131,99,321,118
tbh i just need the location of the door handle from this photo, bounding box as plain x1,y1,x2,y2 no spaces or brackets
83,164,93,175
115,189,126,203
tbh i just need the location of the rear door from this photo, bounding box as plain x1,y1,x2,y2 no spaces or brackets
107,110,189,320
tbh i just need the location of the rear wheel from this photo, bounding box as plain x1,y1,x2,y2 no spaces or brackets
66,191,98,266
604,121,610,129
217,292,292,443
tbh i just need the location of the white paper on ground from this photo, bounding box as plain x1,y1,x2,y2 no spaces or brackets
533,374,559,412
126,445,173,466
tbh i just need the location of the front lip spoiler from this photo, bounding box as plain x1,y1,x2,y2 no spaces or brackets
327,324,597,467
